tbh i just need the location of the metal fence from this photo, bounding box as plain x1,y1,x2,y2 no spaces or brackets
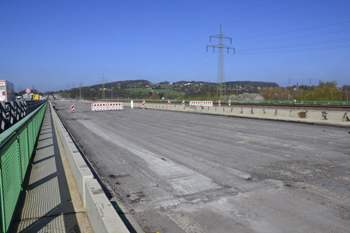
0,101,47,233
0,101,27,134
25,100,47,114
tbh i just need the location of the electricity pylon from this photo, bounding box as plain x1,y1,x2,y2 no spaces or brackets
99,74,108,99
206,24,235,97
79,82,82,100
110,80,114,99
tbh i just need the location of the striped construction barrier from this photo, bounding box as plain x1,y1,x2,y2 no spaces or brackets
189,101,213,107
91,102,123,112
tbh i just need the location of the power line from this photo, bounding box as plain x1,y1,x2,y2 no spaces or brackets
145,44,208,76
108,1,346,85
238,44,350,55
234,29,350,45
98,74,108,99
239,38,350,52
135,26,220,77
145,23,349,83
169,55,223,78
207,25,235,97
222,0,327,25
145,1,327,77
151,52,214,82
233,20,350,41
148,35,349,83
116,1,339,84
155,25,349,82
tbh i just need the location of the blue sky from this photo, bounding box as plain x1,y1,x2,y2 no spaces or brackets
1,0,349,92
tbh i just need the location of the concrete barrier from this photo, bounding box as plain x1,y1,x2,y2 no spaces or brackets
50,102,129,233
124,101,350,127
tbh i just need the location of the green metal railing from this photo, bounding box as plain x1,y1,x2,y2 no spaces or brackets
0,101,47,233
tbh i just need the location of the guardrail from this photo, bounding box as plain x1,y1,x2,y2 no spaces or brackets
0,101,47,233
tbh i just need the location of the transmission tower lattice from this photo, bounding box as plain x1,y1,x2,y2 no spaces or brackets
79,82,82,100
99,74,108,100
206,24,235,97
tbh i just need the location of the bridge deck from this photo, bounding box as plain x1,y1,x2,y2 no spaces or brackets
52,101,350,233
10,107,91,232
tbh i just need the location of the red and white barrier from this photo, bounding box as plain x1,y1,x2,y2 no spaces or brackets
182,100,185,105
142,100,145,109
71,103,74,112
202,101,213,106
189,101,213,107
228,99,231,107
168,100,171,105
218,100,221,107
91,102,124,112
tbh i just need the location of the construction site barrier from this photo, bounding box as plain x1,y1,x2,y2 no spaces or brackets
189,101,213,106
91,102,123,111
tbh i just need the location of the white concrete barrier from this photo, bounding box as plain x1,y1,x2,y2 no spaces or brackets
50,102,129,233
124,101,349,127
85,179,129,233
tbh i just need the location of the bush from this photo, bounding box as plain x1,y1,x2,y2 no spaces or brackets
229,93,264,101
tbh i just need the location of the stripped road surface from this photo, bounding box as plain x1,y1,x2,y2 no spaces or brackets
52,101,350,233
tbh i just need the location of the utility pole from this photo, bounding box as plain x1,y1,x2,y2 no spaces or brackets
289,77,291,86
111,80,113,99
79,82,82,100
67,84,70,99
99,74,108,100
207,24,235,97
209,79,211,94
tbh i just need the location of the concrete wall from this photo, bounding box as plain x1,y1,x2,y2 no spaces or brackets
123,102,350,127
50,102,129,233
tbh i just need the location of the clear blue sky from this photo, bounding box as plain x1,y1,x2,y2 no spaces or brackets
1,0,349,92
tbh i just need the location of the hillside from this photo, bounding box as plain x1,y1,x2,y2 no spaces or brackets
225,81,279,88
55,80,280,100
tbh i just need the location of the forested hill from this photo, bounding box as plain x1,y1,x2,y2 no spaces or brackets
225,81,279,88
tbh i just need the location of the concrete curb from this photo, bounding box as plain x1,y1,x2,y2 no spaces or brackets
49,102,129,233
125,102,350,128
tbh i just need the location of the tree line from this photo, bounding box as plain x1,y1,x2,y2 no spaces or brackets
259,81,350,101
